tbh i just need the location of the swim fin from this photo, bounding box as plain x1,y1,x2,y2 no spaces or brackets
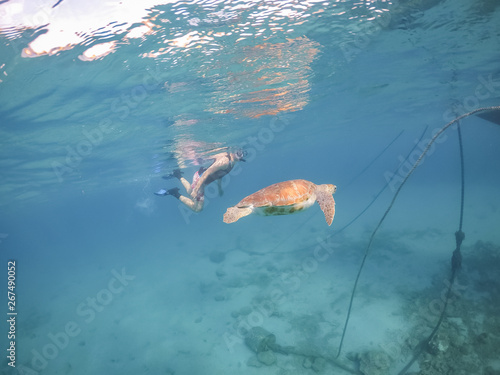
154,189,168,196
154,188,181,198
162,169,183,180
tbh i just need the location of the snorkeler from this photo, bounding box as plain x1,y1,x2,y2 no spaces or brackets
155,149,246,212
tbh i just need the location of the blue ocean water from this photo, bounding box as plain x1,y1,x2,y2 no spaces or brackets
1,0,500,374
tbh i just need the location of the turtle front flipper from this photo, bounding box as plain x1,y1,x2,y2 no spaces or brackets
315,184,336,226
223,206,253,223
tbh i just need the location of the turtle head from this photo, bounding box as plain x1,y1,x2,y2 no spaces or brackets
325,184,337,194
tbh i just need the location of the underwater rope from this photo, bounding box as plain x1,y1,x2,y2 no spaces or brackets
336,105,500,360
346,129,405,187
457,121,465,233
396,120,465,374
335,126,428,236
266,129,407,254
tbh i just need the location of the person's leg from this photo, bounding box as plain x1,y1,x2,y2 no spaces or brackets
178,195,204,212
179,177,192,193
158,169,192,195
156,183,204,213
190,160,222,198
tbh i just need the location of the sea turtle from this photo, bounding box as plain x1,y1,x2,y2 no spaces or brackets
223,179,336,225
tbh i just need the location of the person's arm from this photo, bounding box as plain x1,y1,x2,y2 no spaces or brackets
191,155,224,197
217,178,223,196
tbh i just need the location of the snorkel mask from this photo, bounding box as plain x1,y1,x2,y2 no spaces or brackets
235,148,247,162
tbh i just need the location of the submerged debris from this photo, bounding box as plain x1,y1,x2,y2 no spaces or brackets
357,350,392,375
257,350,276,366
400,241,500,374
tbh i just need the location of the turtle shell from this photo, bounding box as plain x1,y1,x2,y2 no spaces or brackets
237,179,316,208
